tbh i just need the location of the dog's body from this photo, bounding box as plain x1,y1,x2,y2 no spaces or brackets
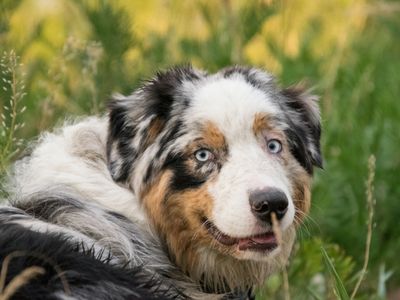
0,66,322,299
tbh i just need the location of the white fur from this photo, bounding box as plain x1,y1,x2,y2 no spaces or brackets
9,117,147,226
187,74,282,135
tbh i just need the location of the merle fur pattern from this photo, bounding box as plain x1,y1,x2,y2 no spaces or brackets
1,65,322,299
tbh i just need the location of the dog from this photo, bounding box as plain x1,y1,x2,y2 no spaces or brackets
0,66,322,299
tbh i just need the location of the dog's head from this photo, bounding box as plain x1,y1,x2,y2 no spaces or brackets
107,66,322,291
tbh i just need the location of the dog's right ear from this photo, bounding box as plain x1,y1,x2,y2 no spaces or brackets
107,66,205,183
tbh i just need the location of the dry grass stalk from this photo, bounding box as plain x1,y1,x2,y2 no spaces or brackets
271,212,283,246
350,154,376,299
0,251,24,293
0,266,45,300
271,212,290,300
0,250,45,300
0,250,71,298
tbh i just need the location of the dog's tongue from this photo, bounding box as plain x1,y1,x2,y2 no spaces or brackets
238,232,277,251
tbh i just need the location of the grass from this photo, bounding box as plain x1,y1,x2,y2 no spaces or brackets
1,0,399,298
350,155,375,300
0,251,45,300
0,250,72,300
321,247,350,300
259,155,378,300
0,50,26,174
317,155,376,300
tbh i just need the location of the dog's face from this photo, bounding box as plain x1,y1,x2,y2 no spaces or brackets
107,66,322,279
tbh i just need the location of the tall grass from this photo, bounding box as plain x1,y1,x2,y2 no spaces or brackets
0,50,26,175
320,156,376,300
0,0,399,298
350,155,375,299
257,155,378,300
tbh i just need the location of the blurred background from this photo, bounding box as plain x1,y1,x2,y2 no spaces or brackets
0,0,399,299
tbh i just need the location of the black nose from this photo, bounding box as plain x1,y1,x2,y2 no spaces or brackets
249,188,288,223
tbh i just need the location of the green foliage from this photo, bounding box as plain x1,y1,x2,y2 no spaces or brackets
257,238,355,300
0,1,399,298
321,247,350,300
0,50,26,174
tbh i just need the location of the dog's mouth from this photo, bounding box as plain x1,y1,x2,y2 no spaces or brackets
203,219,278,252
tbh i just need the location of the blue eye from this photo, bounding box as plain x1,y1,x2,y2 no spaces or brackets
195,149,212,162
267,139,282,154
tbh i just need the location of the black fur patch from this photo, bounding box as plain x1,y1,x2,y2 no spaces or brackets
281,87,323,173
107,100,138,182
221,65,274,91
163,152,207,191
155,120,186,159
0,222,184,300
284,124,315,174
143,66,200,120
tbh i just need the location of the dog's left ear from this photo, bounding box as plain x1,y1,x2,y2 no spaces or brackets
281,85,323,174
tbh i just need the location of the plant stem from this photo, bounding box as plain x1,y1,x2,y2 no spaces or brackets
3,56,17,159
350,155,376,299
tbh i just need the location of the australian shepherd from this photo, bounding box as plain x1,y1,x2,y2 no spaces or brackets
0,66,322,299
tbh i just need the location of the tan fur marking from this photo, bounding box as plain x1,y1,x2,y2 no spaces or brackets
142,171,218,276
287,161,312,225
253,112,274,136
142,118,165,149
201,122,226,150
165,186,215,273
141,170,172,227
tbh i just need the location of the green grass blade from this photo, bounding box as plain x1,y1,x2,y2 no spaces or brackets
321,247,350,300
307,287,324,300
